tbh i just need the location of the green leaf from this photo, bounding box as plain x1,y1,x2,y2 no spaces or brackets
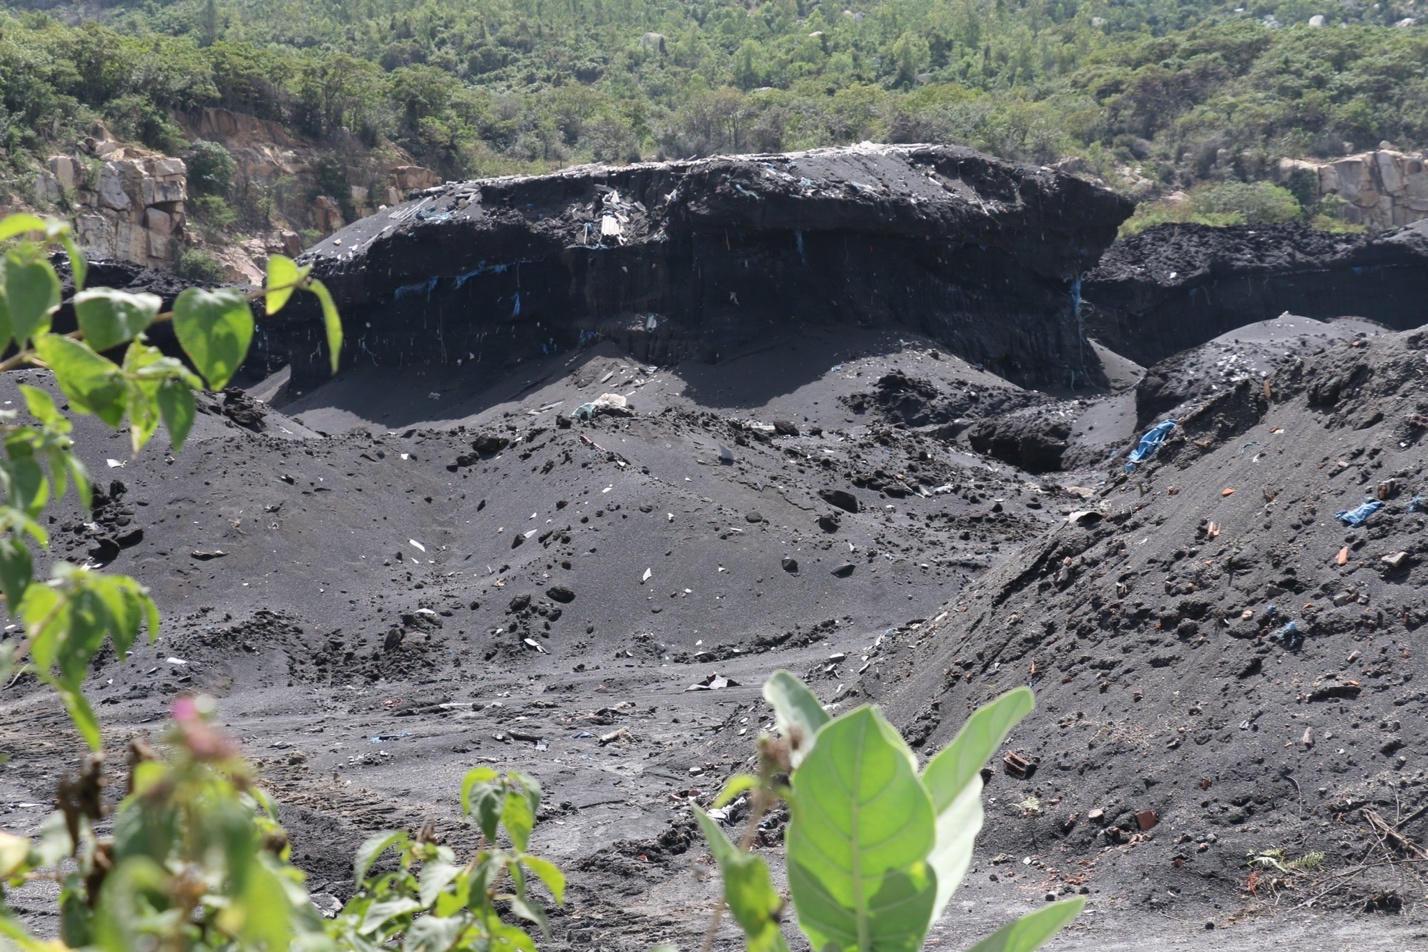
921,687,1034,921
460,766,498,815
74,289,161,352
922,688,1034,811
694,807,789,952
713,774,759,809
264,254,308,315
358,896,424,937
0,214,47,242
964,897,1084,952
19,385,66,430
171,287,254,390
57,684,101,750
307,278,343,375
0,831,30,878
233,862,294,952
518,854,564,905
785,706,937,952
763,669,830,768
33,335,126,427
501,789,534,853
417,858,462,907
489,921,538,952
155,379,196,452
402,914,467,952
58,234,87,293
3,256,60,343
0,538,33,614
353,831,407,888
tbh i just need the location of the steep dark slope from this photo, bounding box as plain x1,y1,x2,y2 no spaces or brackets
264,145,1131,395
866,326,1428,913
1083,222,1428,367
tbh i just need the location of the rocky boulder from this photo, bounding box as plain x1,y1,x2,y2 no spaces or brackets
272,144,1132,393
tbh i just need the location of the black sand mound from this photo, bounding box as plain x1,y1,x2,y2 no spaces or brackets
868,326,1428,921
8,149,1428,948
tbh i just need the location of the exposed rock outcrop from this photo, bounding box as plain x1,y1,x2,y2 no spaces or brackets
1082,221,1428,367
35,136,188,269
1278,148,1428,231
268,144,1132,393
180,108,442,237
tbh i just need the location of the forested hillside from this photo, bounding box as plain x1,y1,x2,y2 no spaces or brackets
3,0,1427,191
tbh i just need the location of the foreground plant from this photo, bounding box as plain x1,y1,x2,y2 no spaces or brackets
694,672,1081,952
0,213,564,950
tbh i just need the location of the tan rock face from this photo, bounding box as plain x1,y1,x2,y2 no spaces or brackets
38,152,190,269
1282,149,1428,229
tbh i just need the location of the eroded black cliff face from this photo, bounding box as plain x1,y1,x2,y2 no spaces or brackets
1082,221,1428,366
266,145,1132,393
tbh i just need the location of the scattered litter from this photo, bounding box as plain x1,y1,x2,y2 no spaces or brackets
1003,752,1036,779
369,732,411,743
1273,621,1303,649
572,731,595,739
571,392,630,421
105,459,124,468
1220,488,1236,497
409,539,426,552
1336,546,1349,565
1123,419,1176,474
523,638,546,653
687,672,738,691
165,657,188,665
598,727,633,745
642,568,652,584
1067,510,1103,527
1334,500,1383,526
190,549,227,560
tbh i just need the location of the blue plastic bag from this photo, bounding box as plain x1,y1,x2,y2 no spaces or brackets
1335,500,1383,526
1124,419,1177,474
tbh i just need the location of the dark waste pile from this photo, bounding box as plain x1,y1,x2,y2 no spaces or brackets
5,146,1428,949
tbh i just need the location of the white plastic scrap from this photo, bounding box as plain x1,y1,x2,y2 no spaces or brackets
409,539,426,552
642,568,653,584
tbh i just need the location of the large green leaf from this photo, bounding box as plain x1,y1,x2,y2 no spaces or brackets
155,378,196,452
171,287,254,390
403,914,467,952
3,255,60,343
964,898,1084,952
264,254,306,315
308,278,343,374
785,706,937,952
763,669,830,768
74,289,161,351
33,335,126,427
921,687,1034,920
0,214,47,242
694,807,789,952
353,830,407,888
518,854,565,904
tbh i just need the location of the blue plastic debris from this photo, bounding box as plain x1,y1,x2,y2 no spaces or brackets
1273,620,1303,649
1410,494,1426,513
369,732,411,743
1124,419,1177,474
416,206,452,222
1335,500,1383,526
